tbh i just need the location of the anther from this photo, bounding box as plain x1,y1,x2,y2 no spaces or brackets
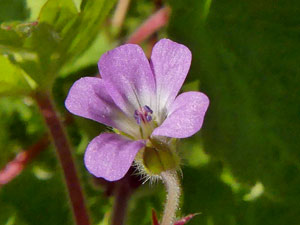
134,105,153,124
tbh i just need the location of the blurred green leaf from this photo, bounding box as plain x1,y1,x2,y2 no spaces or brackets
60,31,113,76
0,96,45,167
0,55,35,96
0,0,116,92
39,0,78,26
0,161,73,225
127,185,164,225
0,0,29,23
0,204,28,225
168,0,300,224
26,0,48,21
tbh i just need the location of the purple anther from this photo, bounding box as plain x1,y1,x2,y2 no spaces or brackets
146,115,152,122
134,110,141,124
143,105,153,114
134,105,153,124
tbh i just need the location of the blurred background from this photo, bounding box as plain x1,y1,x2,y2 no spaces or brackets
0,0,299,225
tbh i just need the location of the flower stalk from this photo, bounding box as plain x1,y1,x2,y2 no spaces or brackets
161,170,181,225
112,0,131,29
35,91,90,225
126,6,170,44
0,135,49,186
111,180,131,225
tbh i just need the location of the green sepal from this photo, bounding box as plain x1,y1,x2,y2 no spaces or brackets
143,140,180,175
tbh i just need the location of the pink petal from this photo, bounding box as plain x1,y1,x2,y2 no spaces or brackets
98,44,156,117
152,92,209,138
84,133,145,181
150,39,192,122
65,77,139,137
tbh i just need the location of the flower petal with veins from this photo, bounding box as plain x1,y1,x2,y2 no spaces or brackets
65,77,139,137
150,39,192,123
84,133,145,181
99,44,156,117
152,92,209,138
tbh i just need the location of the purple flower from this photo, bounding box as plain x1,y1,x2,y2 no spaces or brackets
65,39,209,181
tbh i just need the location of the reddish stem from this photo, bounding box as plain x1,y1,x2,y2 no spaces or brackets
145,0,162,57
126,6,171,44
35,91,90,225
0,136,49,186
111,181,131,225
173,213,200,225
152,209,160,225
109,167,142,225
154,0,163,8
0,112,74,186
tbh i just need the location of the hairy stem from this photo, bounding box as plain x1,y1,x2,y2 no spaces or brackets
161,170,181,225
35,91,90,225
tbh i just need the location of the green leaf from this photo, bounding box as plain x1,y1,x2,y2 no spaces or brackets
0,23,27,48
0,55,35,96
0,0,29,23
0,0,116,92
168,0,300,224
0,204,28,225
0,161,73,225
0,96,45,168
36,0,117,75
39,0,78,27
26,0,48,21
127,185,164,225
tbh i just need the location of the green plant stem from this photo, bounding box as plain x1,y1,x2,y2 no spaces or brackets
161,170,181,225
35,91,90,225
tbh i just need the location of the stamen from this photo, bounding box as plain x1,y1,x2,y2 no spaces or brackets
134,105,153,124
134,110,141,124
144,105,153,114
146,115,152,122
